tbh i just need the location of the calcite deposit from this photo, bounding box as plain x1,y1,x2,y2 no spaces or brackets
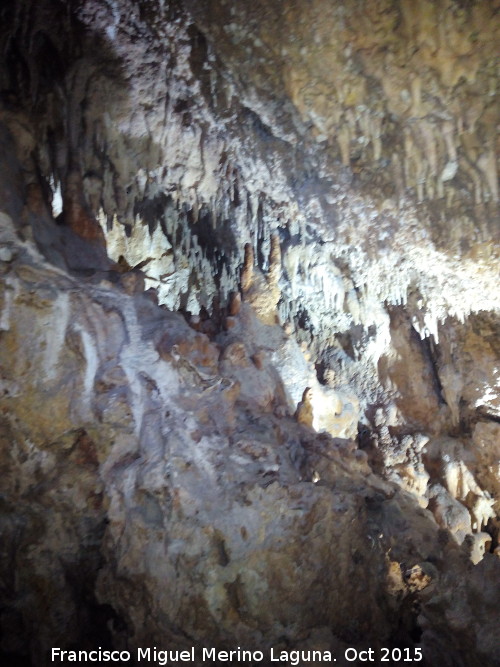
0,0,499,665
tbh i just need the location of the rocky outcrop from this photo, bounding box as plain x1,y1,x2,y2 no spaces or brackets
2,210,500,665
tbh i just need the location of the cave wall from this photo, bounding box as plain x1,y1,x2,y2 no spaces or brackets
0,0,500,665
1,0,498,410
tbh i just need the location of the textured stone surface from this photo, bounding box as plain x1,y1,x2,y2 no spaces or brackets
0,0,499,665
1,208,499,665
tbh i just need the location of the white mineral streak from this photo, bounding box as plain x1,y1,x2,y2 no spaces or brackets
49,176,63,217
119,300,179,436
73,322,99,415
0,275,17,331
42,292,70,381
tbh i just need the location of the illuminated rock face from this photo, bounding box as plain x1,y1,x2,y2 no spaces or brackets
0,1,499,665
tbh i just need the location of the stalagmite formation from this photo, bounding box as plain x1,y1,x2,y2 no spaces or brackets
240,234,281,325
294,387,314,428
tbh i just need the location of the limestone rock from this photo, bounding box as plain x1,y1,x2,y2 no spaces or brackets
295,387,314,428
0,1,499,665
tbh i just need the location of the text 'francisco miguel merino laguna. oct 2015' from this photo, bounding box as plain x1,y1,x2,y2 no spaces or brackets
51,645,425,664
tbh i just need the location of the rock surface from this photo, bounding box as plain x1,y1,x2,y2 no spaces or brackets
0,0,499,665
